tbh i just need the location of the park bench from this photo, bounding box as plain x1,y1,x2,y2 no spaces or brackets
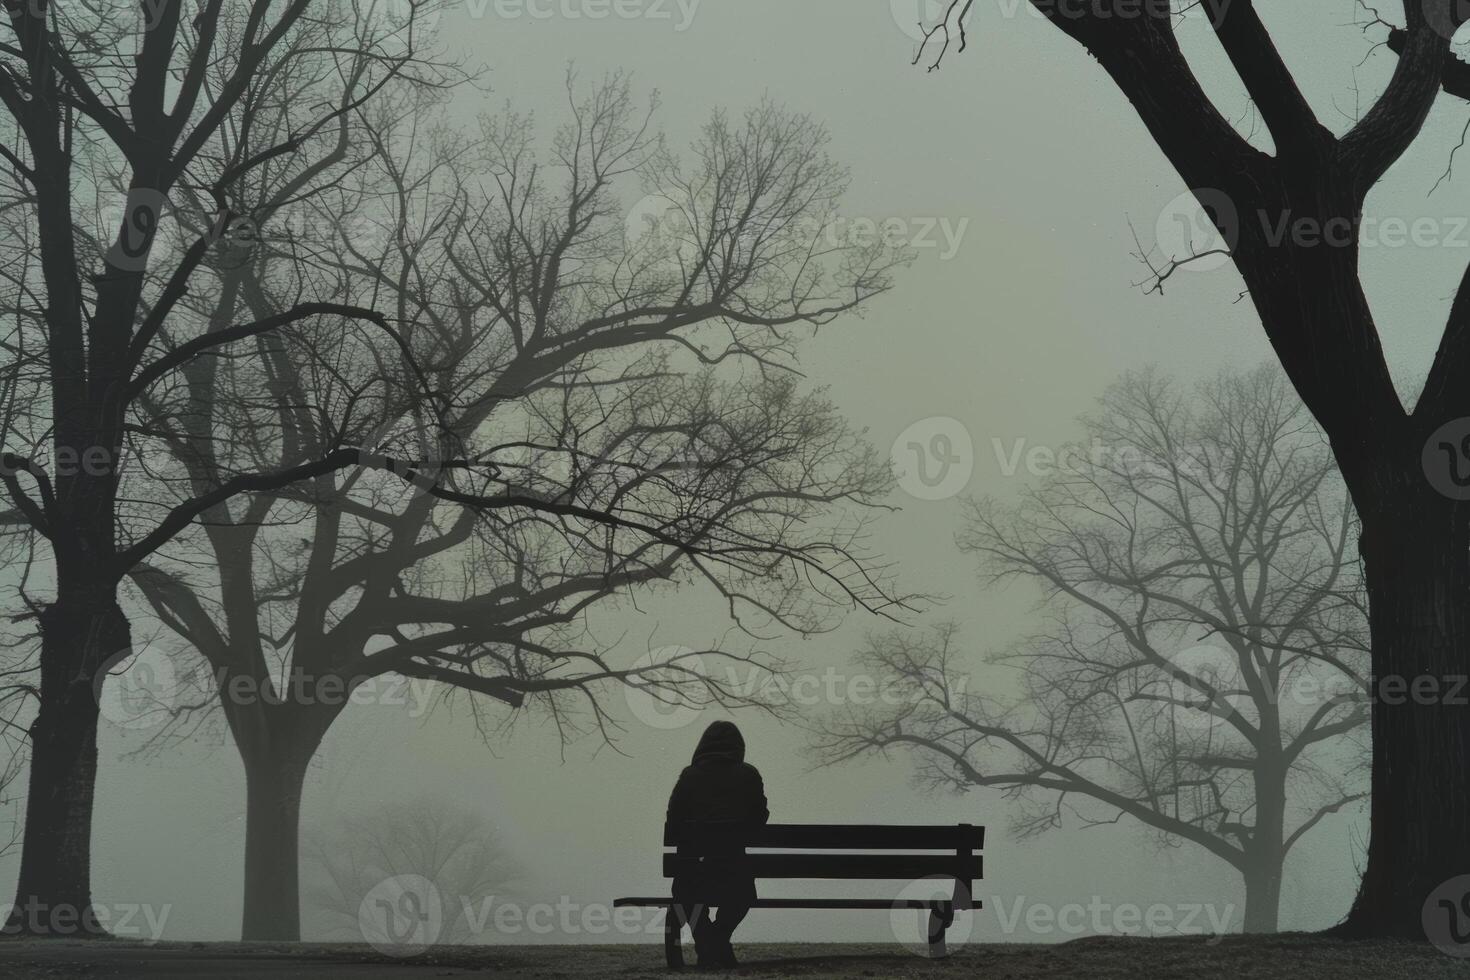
614,821,984,967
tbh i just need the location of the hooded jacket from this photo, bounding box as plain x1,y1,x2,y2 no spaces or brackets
666,721,769,905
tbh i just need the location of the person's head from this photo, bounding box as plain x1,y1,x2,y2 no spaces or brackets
691,720,745,764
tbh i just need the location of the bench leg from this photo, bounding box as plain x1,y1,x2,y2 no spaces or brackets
927,904,953,958
665,906,684,969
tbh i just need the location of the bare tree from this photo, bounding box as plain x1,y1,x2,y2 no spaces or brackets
0,348,38,865
911,0,1470,935
119,68,910,940
815,366,1369,932
0,0,482,932
303,801,521,948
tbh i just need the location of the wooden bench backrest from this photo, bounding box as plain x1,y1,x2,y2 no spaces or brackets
662,822,983,885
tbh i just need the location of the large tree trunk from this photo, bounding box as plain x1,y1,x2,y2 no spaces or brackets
1242,745,1287,933
1231,181,1469,939
238,705,333,942
1242,859,1284,935
1341,486,1470,938
8,593,129,936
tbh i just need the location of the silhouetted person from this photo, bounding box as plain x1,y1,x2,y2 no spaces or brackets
667,720,769,967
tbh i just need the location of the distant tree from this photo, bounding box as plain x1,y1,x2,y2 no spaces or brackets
912,0,1470,935
303,801,521,949
815,366,1370,932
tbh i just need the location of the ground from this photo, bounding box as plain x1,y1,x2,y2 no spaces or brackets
0,936,1467,978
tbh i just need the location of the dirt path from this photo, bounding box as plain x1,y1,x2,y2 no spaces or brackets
0,936,1464,978
0,942,485,978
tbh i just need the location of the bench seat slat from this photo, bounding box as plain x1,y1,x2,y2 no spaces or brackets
663,853,981,880
664,823,984,849
614,897,982,910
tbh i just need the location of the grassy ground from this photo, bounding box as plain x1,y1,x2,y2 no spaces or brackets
1,935,1468,978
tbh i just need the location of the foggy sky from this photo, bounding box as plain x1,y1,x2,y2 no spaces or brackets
10,0,1467,947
